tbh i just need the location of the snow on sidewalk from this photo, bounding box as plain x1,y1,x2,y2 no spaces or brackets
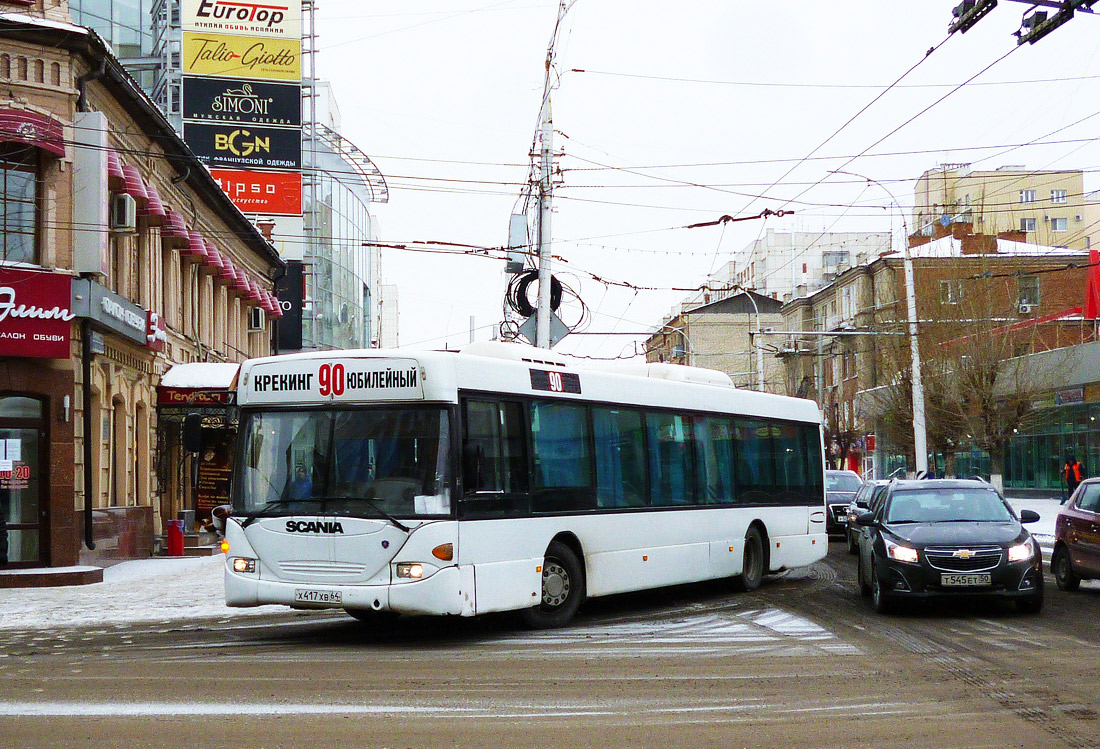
0,554,281,631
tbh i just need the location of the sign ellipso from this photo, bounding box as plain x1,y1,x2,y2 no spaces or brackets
210,169,302,215
184,122,301,170
183,77,301,126
182,0,302,38
182,33,301,81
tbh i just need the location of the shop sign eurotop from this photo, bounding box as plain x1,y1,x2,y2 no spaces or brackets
182,0,302,39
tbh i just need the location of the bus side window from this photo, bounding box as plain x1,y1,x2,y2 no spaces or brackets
646,412,696,506
531,400,595,512
462,399,527,494
593,407,647,508
774,423,808,502
804,424,825,502
733,419,777,504
695,416,735,505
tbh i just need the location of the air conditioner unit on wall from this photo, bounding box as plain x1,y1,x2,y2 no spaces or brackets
248,307,266,332
110,193,137,234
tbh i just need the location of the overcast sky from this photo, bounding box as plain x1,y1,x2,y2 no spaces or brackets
313,1,1100,359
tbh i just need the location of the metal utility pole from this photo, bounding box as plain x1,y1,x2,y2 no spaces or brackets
536,103,553,349
902,244,929,477
834,170,928,477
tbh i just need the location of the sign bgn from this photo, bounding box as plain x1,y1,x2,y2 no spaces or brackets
184,122,301,170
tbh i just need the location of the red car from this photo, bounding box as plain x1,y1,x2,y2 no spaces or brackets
1052,478,1100,590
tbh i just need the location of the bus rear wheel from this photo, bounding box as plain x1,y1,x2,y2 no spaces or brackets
522,540,585,629
732,526,765,592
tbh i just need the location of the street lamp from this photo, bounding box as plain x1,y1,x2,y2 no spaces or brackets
733,284,765,392
832,170,929,478
654,322,695,366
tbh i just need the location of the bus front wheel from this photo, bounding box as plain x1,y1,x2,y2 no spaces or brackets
732,526,765,592
522,540,586,629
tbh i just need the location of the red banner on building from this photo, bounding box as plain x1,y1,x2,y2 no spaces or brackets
0,268,74,358
209,168,302,216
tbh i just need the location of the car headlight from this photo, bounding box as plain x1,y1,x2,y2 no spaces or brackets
884,538,919,564
1008,539,1034,563
231,557,256,574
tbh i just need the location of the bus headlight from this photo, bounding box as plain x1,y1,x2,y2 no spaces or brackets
1008,539,1033,563
232,557,256,574
396,563,424,579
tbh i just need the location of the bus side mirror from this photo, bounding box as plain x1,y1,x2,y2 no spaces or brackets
182,413,203,453
462,443,483,492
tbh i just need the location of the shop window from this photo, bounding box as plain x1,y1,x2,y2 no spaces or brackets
0,397,41,419
0,145,38,263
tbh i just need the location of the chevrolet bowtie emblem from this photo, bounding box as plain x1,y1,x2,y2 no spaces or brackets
954,549,975,559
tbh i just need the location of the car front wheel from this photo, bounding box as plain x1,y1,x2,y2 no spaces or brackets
870,559,893,614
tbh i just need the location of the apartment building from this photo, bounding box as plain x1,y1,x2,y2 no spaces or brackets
914,164,1099,250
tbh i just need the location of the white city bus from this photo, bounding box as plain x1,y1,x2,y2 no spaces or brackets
222,341,826,627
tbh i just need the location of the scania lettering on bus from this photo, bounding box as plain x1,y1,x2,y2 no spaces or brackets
285,520,344,534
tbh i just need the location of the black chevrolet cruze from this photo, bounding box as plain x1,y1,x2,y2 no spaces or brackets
854,479,1043,614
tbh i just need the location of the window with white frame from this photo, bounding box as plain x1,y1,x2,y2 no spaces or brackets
1018,275,1039,306
1051,217,1068,232
1051,189,1067,203
939,279,963,304
1020,217,1037,232
1020,189,1036,203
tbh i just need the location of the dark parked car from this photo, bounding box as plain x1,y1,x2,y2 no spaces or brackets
826,470,863,536
1052,478,1100,590
855,479,1043,614
846,480,889,554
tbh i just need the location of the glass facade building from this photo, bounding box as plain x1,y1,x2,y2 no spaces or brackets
304,136,376,349
69,0,388,351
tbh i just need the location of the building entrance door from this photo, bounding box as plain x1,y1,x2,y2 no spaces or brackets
0,396,46,568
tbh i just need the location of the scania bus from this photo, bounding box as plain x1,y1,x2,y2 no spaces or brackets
219,341,826,628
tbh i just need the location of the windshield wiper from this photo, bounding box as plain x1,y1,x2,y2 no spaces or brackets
240,498,325,528
309,495,411,533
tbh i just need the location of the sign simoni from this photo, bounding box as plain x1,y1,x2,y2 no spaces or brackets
182,0,302,38
183,77,301,126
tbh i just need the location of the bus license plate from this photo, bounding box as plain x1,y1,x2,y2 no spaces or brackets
294,588,342,605
941,573,991,587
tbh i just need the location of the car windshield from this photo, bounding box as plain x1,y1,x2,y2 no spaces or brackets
827,472,863,492
234,406,452,518
885,488,1014,524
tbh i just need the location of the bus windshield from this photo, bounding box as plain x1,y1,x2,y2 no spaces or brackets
234,406,452,519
